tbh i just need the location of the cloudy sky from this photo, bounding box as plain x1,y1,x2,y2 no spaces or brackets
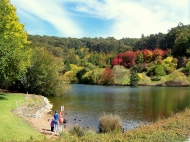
11,0,189,39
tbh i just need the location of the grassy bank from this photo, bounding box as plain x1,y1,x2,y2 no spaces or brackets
58,108,190,141
0,93,43,141
1,92,190,141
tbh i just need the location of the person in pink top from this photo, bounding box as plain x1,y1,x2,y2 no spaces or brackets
59,111,64,131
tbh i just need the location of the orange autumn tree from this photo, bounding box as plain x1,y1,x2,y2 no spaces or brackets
98,67,114,85
152,48,166,60
142,49,153,63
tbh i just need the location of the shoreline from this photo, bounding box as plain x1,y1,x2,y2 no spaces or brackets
16,94,77,138
14,94,60,138
11,93,190,141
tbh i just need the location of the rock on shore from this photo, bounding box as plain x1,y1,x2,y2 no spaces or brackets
30,96,53,118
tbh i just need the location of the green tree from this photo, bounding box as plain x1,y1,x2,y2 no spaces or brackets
163,23,190,56
183,61,190,76
136,50,144,64
173,30,190,56
154,65,166,76
26,47,69,96
81,68,104,84
0,0,30,88
64,58,71,72
63,64,83,83
130,67,139,86
88,52,101,66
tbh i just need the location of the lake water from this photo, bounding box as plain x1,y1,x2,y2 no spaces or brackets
48,84,190,131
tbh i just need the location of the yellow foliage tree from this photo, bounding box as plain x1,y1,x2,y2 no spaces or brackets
0,0,30,88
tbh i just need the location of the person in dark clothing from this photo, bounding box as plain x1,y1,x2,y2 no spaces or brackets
50,118,55,132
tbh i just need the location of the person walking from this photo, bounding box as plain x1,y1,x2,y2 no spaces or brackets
54,110,59,133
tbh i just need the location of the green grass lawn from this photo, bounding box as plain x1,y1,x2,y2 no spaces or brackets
0,93,43,141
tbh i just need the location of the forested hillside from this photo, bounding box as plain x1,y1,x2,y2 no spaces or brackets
1,0,190,96
27,23,190,87
28,22,190,56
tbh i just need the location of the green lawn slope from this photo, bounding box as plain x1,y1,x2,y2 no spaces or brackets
0,93,43,141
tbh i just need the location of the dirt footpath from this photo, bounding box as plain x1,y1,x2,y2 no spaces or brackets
13,94,60,138
22,112,60,138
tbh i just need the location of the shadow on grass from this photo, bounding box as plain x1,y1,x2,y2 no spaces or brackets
0,93,8,100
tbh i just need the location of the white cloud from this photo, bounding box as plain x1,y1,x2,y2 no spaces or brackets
70,0,190,39
11,0,190,39
11,0,82,37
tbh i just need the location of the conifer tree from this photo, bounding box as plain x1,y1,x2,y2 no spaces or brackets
130,67,139,86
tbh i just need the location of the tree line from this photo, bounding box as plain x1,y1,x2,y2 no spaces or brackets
28,22,190,57
0,0,70,96
1,0,190,96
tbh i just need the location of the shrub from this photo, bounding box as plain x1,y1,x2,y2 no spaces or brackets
162,57,177,74
63,64,84,83
98,113,122,133
136,63,148,73
112,65,130,84
147,65,166,77
98,67,114,85
81,68,104,84
154,65,166,76
168,70,189,85
151,76,161,81
169,71,186,81
138,73,151,85
69,125,85,137
147,64,156,76
177,56,187,68
163,56,173,63
184,61,190,76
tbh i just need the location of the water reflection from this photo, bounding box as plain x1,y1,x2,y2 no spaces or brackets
48,84,190,130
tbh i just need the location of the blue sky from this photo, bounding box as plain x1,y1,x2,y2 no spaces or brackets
11,0,190,39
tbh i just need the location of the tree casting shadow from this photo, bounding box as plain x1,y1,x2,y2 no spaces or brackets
0,93,8,100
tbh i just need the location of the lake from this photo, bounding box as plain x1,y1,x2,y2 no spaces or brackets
48,84,190,131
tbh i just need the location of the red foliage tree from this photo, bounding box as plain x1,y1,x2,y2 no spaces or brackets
111,51,136,68
122,51,137,68
98,67,114,85
111,53,124,66
111,48,167,67
152,48,166,60
111,57,119,66
142,49,153,63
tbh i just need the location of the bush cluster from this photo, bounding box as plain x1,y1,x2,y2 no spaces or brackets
98,113,122,133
